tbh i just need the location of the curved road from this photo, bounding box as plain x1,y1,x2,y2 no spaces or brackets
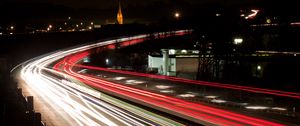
14,30,295,126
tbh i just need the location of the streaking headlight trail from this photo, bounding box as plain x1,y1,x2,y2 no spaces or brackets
16,30,191,126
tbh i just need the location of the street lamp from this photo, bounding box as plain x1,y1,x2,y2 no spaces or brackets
175,12,180,18
234,38,243,45
257,65,261,71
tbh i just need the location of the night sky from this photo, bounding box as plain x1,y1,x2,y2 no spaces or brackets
0,0,261,9
0,0,298,24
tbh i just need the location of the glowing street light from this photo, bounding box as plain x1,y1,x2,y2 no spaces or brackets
91,22,94,25
257,65,262,70
175,12,180,18
234,38,243,45
105,58,109,65
10,26,14,30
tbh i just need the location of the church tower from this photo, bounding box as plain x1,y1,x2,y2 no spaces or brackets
117,0,123,24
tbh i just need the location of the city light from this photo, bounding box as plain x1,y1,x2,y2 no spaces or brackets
290,22,300,26
175,12,180,18
169,49,176,55
105,58,109,64
10,26,14,30
234,38,243,45
88,26,92,30
266,18,272,24
181,50,187,53
0,32,2,35
245,9,259,19
257,65,262,70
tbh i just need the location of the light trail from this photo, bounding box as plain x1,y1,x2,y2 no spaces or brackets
72,64,300,99
51,34,286,125
17,29,286,125
55,54,285,126
17,30,191,126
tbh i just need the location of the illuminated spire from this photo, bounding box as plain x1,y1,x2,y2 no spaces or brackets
117,0,123,24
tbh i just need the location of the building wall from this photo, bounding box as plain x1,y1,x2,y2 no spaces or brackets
148,56,163,74
148,55,198,75
148,55,176,74
176,58,198,73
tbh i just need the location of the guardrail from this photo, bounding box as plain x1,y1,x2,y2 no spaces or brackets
16,87,46,126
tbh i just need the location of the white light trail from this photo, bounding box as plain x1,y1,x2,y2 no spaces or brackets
17,31,189,126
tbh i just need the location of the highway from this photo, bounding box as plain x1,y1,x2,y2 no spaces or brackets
15,30,191,126
14,30,298,125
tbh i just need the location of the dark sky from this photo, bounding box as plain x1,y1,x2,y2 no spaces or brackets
0,0,261,9
0,0,298,25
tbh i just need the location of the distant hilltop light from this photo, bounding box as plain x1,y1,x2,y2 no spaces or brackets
175,12,180,18
234,38,243,45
